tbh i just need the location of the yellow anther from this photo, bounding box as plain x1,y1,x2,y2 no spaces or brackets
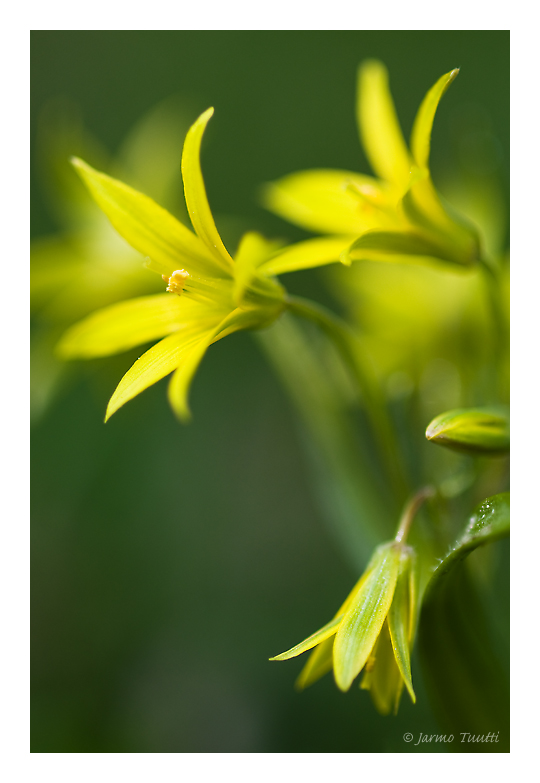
164,269,189,295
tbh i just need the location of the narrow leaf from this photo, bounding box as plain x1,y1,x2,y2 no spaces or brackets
424,493,510,600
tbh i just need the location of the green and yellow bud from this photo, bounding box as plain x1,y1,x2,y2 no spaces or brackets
425,407,510,455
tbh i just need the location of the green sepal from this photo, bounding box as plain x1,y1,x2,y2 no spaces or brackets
333,542,401,691
425,408,510,455
387,548,416,704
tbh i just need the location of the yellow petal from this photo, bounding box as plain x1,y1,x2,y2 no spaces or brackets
295,636,335,690
269,615,343,661
261,169,386,235
233,231,283,306
333,542,401,691
259,236,352,277
57,294,192,358
71,158,223,278
410,68,459,170
105,324,218,421
181,108,234,271
357,60,412,189
167,306,272,421
364,620,405,715
387,550,416,704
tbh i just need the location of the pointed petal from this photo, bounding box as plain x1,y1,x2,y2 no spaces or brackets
346,228,449,265
295,636,335,690
333,542,401,691
57,294,193,358
71,157,223,278
411,68,459,170
181,108,234,270
357,60,412,189
269,615,342,661
387,550,416,704
259,236,352,277
365,620,405,715
261,169,387,235
167,306,271,421
232,232,284,306
105,324,217,421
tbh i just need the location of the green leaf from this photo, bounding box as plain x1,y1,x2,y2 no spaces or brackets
71,157,223,279
261,168,387,235
181,108,234,271
411,68,459,170
426,407,510,455
57,294,194,358
333,542,401,691
418,494,510,747
356,60,412,189
425,493,510,598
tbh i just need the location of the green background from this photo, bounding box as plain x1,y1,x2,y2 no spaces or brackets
31,31,509,752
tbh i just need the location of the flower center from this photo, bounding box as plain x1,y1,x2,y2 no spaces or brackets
163,269,189,295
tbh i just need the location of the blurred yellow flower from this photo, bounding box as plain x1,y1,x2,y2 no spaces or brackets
263,61,480,269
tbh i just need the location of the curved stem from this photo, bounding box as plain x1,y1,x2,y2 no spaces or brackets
394,486,435,544
285,294,410,504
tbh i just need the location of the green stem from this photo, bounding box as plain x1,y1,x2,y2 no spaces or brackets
394,486,435,544
285,294,409,504
479,257,508,401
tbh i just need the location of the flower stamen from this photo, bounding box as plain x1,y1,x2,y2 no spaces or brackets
163,269,190,295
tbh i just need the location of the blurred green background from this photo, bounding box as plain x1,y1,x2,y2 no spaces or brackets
31,31,509,752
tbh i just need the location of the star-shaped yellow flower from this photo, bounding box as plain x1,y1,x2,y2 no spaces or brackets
58,108,289,421
263,60,480,269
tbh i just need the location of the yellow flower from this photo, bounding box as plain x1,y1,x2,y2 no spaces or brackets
262,61,480,268
270,490,433,715
58,108,287,421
